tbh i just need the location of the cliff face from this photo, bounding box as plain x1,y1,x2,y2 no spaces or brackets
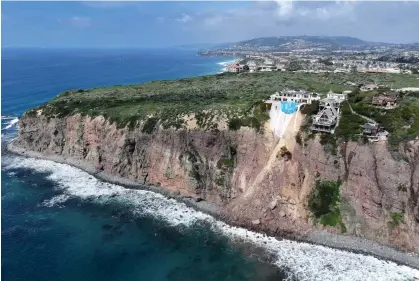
13,112,419,252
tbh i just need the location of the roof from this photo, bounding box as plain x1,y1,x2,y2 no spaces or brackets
372,93,397,102
385,91,399,97
363,123,378,130
363,84,378,88
317,107,338,121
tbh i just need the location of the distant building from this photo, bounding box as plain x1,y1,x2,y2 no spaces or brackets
259,65,277,72
360,84,379,91
371,92,398,108
227,64,243,73
264,58,274,66
344,81,358,86
247,61,258,71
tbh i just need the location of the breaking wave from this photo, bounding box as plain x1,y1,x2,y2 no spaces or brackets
2,155,419,281
217,59,237,72
1,116,19,131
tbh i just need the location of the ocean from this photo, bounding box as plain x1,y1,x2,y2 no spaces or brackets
1,48,419,281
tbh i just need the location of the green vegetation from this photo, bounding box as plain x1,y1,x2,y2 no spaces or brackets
398,183,408,192
319,133,338,155
335,101,365,141
286,60,303,71
308,179,346,233
300,100,320,115
388,212,404,230
141,117,159,134
318,58,334,66
346,88,419,146
30,71,419,137
228,103,270,132
215,146,237,200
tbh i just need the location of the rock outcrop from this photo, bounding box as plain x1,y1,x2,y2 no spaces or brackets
13,112,419,252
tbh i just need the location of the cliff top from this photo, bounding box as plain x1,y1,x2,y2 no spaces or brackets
28,71,419,142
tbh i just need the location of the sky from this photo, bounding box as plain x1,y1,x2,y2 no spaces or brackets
1,1,419,48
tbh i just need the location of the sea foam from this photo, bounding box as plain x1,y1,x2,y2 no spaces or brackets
217,59,237,72
1,116,19,131
3,155,419,281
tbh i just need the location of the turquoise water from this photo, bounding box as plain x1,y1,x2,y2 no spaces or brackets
280,102,298,114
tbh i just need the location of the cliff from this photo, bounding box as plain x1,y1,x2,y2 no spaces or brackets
12,110,419,253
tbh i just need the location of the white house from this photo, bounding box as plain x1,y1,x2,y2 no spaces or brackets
267,89,321,104
326,91,347,102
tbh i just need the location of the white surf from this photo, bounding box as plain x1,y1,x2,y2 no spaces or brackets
3,156,419,281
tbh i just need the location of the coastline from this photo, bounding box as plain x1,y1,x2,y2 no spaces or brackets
6,142,419,270
216,59,239,72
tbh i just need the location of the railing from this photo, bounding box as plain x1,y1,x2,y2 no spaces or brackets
311,126,333,132
313,117,336,126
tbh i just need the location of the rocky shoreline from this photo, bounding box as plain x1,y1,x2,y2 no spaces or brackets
7,142,419,270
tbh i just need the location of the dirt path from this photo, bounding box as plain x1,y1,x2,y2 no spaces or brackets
348,102,376,124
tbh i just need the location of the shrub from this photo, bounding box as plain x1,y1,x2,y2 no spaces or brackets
397,184,408,192
295,132,303,146
335,102,364,141
278,146,292,160
228,118,242,131
319,133,337,155
142,117,159,134
308,179,346,232
388,212,404,229
300,100,320,115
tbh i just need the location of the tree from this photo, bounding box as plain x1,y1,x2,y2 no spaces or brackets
286,60,303,72
243,64,250,71
318,58,333,66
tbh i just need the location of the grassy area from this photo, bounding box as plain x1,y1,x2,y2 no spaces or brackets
308,179,346,233
29,71,419,133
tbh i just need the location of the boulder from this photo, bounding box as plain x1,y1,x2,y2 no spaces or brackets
288,199,297,205
269,199,278,210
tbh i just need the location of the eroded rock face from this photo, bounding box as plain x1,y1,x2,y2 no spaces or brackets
13,113,419,252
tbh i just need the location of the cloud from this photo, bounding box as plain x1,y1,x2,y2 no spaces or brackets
182,1,357,31
274,0,294,20
176,13,192,23
58,16,92,28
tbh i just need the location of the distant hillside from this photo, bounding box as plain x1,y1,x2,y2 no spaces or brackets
233,36,367,47
225,36,370,50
